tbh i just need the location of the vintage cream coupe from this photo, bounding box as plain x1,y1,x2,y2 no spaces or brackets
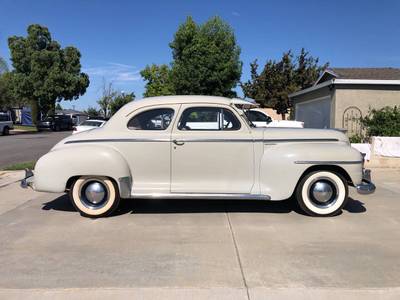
22,96,375,218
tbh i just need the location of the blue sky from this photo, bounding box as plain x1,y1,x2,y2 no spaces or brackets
1,0,399,110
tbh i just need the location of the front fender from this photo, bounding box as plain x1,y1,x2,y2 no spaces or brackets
34,144,132,198
260,142,363,200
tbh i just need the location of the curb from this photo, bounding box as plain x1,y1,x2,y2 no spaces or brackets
0,171,25,188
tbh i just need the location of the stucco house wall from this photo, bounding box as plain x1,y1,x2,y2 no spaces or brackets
334,85,400,128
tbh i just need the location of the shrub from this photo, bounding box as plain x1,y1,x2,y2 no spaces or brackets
349,134,363,143
361,106,400,137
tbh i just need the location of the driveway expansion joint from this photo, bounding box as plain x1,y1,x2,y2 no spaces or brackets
226,212,250,300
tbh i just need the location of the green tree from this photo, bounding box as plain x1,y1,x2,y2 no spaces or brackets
85,106,101,118
141,16,242,97
242,49,327,119
170,16,242,97
110,92,135,116
7,24,89,124
295,48,328,89
140,64,174,97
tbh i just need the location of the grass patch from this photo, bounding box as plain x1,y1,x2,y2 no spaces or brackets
2,161,36,171
13,125,38,132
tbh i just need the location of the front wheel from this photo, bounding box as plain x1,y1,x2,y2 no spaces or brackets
69,176,120,218
295,171,348,217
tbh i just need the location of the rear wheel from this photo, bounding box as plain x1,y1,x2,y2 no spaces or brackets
69,176,120,218
295,170,348,217
2,126,9,135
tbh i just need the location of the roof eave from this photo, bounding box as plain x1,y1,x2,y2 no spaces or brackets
289,79,400,98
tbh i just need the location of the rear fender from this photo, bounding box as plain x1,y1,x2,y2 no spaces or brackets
34,144,132,198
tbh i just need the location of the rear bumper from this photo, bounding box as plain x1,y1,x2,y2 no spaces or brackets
21,169,35,189
356,169,375,195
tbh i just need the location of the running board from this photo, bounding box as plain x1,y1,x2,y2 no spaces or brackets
131,193,271,200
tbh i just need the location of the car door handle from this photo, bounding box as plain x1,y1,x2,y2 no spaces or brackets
173,140,185,146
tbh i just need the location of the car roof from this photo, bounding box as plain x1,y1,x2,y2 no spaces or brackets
118,95,233,115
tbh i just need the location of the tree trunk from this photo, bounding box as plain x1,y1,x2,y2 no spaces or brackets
281,113,286,120
30,100,39,126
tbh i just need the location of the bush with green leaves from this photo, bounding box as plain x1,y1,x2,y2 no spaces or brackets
349,134,363,143
361,106,400,137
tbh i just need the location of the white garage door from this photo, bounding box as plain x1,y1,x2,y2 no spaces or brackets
295,96,331,128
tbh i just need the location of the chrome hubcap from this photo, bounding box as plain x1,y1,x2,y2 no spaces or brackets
80,180,108,209
85,182,106,204
309,178,338,208
312,181,333,203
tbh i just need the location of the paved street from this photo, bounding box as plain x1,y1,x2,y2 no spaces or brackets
0,169,399,299
0,131,71,168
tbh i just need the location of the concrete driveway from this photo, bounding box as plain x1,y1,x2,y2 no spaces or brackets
0,169,399,299
0,131,71,168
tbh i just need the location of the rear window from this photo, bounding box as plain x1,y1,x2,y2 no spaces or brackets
127,108,174,130
0,114,10,122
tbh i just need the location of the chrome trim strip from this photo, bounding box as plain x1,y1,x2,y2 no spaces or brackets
294,160,363,165
65,138,170,144
264,138,339,143
132,192,271,200
66,137,339,144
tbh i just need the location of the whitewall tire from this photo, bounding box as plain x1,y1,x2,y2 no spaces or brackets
295,171,348,217
69,176,120,218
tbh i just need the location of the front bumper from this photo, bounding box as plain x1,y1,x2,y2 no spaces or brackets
356,169,376,195
21,169,35,189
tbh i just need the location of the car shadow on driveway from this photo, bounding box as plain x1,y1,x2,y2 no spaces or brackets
42,195,366,216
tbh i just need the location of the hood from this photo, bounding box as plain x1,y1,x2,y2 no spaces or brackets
262,127,349,143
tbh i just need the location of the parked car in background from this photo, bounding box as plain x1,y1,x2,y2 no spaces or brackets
232,98,304,128
22,95,375,218
0,112,13,135
72,119,106,134
246,109,304,128
37,115,73,131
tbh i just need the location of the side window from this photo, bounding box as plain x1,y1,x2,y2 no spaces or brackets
178,107,241,131
127,108,174,130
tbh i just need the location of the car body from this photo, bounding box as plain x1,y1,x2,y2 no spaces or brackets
37,115,73,131
22,95,375,218
72,119,106,135
0,112,13,135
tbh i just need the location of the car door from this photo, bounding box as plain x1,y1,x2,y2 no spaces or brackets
120,105,179,195
171,104,255,194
